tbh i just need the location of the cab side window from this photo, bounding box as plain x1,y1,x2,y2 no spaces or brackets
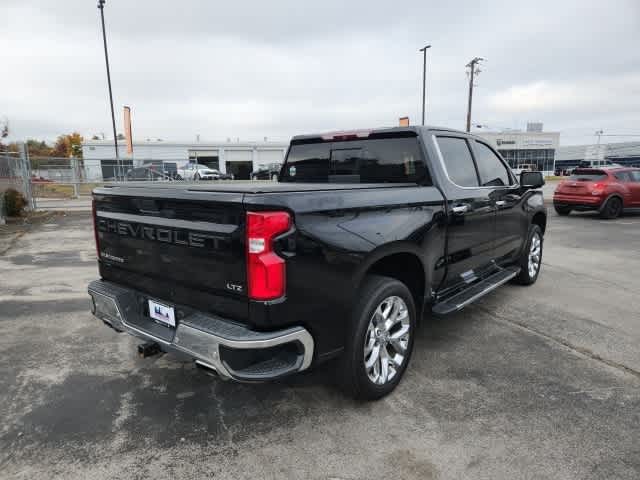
629,171,640,182
473,141,512,187
436,136,479,187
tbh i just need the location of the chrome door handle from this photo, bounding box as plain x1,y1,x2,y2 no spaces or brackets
495,200,506,206
451,205,469,214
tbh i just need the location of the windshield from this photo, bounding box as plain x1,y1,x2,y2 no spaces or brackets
280,133,429,184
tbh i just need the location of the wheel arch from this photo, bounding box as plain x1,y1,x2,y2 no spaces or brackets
600,193,625,210
531,211,547,234
355,246,427,318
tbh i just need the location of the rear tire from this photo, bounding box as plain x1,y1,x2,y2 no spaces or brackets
513,225,543,285
338,275,416,400
600,197,622,219
554,205,571,216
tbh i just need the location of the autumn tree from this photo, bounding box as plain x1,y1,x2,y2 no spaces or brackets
26,139,52,157
51,132,84,158
1,118,7,140
0,117,8,152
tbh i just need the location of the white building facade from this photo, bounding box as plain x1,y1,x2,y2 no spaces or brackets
82,139,289,181
475,130,560,175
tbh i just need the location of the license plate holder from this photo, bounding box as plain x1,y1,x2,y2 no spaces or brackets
148,299,176,328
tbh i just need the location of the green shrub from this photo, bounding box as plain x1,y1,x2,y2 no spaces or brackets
3,188,27,217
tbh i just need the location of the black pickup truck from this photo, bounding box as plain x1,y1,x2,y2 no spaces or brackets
88,126,546,399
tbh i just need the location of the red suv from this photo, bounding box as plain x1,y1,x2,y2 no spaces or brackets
553,168,640,219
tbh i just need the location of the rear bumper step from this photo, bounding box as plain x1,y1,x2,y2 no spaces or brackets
88,279,314,381
432,266,520,315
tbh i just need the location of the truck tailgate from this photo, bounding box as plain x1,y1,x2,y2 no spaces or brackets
93,187,247,320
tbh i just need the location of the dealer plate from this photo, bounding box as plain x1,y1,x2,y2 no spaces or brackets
148,299,176,328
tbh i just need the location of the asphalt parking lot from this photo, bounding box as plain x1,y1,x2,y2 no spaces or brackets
1,209,639,479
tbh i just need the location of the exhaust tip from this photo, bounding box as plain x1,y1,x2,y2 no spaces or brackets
195,361,220,378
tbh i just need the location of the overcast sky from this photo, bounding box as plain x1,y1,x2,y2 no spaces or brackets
1,0,639,145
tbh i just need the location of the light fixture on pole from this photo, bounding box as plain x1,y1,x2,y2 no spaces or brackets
419,45,431,126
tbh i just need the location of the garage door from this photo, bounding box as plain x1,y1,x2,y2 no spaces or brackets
226,161,253,180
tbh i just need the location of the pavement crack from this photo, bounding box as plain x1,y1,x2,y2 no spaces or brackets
482,306,640,380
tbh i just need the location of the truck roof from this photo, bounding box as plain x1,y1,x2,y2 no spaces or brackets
291,125,470,142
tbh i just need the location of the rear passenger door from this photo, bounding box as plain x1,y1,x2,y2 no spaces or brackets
471,140,525,264
435,136,496,289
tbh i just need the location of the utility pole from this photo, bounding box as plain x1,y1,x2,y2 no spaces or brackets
465,57,484,132
98,0,119,159
419,45,431,126
595,129,604,145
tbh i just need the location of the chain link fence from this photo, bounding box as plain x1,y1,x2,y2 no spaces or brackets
30,157,197,200
2,147,187,213
1,147,35,217
3,147,266,213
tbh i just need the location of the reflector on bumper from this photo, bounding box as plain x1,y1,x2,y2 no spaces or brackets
90,292,122,325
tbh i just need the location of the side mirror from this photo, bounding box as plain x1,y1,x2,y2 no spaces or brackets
520,171,545,189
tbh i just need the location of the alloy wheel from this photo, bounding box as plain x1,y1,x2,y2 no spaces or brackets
528,232,542,278
363,296,411,385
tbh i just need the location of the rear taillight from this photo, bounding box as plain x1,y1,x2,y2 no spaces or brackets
246,211,291,300
92,199,100,258
591,182,604,194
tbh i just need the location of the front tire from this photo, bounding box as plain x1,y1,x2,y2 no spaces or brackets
600,197,622,219
338,275,416,400
513,225,543,285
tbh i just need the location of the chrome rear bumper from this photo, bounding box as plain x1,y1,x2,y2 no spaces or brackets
88,279,314,381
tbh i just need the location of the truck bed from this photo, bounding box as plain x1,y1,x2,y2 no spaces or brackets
97,181,417,195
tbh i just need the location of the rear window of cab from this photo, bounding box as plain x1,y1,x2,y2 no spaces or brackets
569,170,608,182
280,132,430,184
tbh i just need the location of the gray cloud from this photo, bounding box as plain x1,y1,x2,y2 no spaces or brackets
1,0,639,145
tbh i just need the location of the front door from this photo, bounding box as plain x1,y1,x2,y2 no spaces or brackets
471,140,525,263
434,135,496,290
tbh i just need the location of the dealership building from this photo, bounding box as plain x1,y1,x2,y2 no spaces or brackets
82,139,288,180
475,125,560,175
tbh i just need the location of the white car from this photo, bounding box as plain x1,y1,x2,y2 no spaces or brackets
512,163,537,176
193,168,221,181
177,163,206,180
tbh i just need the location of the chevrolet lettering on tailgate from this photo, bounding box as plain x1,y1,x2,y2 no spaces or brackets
97,217,224,249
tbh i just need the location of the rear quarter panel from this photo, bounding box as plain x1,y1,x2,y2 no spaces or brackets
243,186,446,359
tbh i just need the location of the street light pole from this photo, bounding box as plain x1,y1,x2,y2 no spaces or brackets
98,0,119,159
419,45,431,126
